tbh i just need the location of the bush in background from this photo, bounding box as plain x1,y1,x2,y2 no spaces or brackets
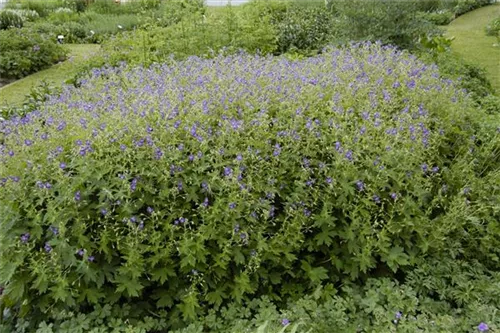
0,9,39,30
0,27,67,79
419,9,455,26
273,3,334,55
485,15,500,37
329,0,440,49
0,10,24,29
5,0,66,18
1,42,499,330
88,0,142,15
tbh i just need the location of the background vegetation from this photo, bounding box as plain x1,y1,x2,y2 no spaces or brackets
0,0,499,332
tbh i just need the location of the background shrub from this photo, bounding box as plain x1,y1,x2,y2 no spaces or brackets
419,9,455,26
1,43,499,330
87,0,160,15
5,0,65,18
0,27,67,79
485,15,500,36
0,10,24,29
273,2,334,55
329,0,440,49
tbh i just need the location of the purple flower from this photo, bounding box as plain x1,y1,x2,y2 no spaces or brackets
373,195,381,204
202,197,209,208
147,207,154,214
188,154,194,162
395,311,402,320
240,232,247,239
45,182,52,189
130,178,138,191
49,226,59,235
74,191,81,201
88,256,95,262
20,233,30,243
345,150,353,161
421,164,428,173
120,144,127,151
59,162,66,169
77,249,85,257
229,202,236,209
201,181,208,191
281,319,290,326
100,208,108,216
273,144,281,156
390,192,398,200
356,180,364,191
8,150,14,157
177,180,183,191
432,166,439,173
463,187,470,195
224,167,233,177
234,224,240,233
24,139,33,146
306,179,315,187
303,209,311,217
478,322,489,332
138,221,144,230
155,148,163,160
44,242,52,253
326,177,332,184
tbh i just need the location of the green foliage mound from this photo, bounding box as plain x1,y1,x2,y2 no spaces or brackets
0,10,24,29
485,15,500,38
1,42,499,330
0,28,67,79
329,0,440,49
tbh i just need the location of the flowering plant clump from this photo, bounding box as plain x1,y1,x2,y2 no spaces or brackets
0,42,499,326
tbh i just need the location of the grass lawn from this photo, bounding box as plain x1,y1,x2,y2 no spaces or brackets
0,44,100,107
445,3,500,92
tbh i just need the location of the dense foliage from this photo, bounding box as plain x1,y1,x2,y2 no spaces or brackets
1,42,500,331
0,27,67,79
329,0,440,49
0,10,24,29
0,9,38,30
3,262,500,332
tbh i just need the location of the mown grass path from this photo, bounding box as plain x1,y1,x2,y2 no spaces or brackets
0,44,100,107
445,3,500,92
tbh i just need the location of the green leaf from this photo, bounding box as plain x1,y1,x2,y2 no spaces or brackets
205,288,227,308
382,246,409,272
115,275,144,297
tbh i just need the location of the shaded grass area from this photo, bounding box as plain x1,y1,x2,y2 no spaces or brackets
445,3,500,92
0,44,100,107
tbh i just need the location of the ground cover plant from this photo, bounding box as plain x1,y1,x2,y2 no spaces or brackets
1,41,500,331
